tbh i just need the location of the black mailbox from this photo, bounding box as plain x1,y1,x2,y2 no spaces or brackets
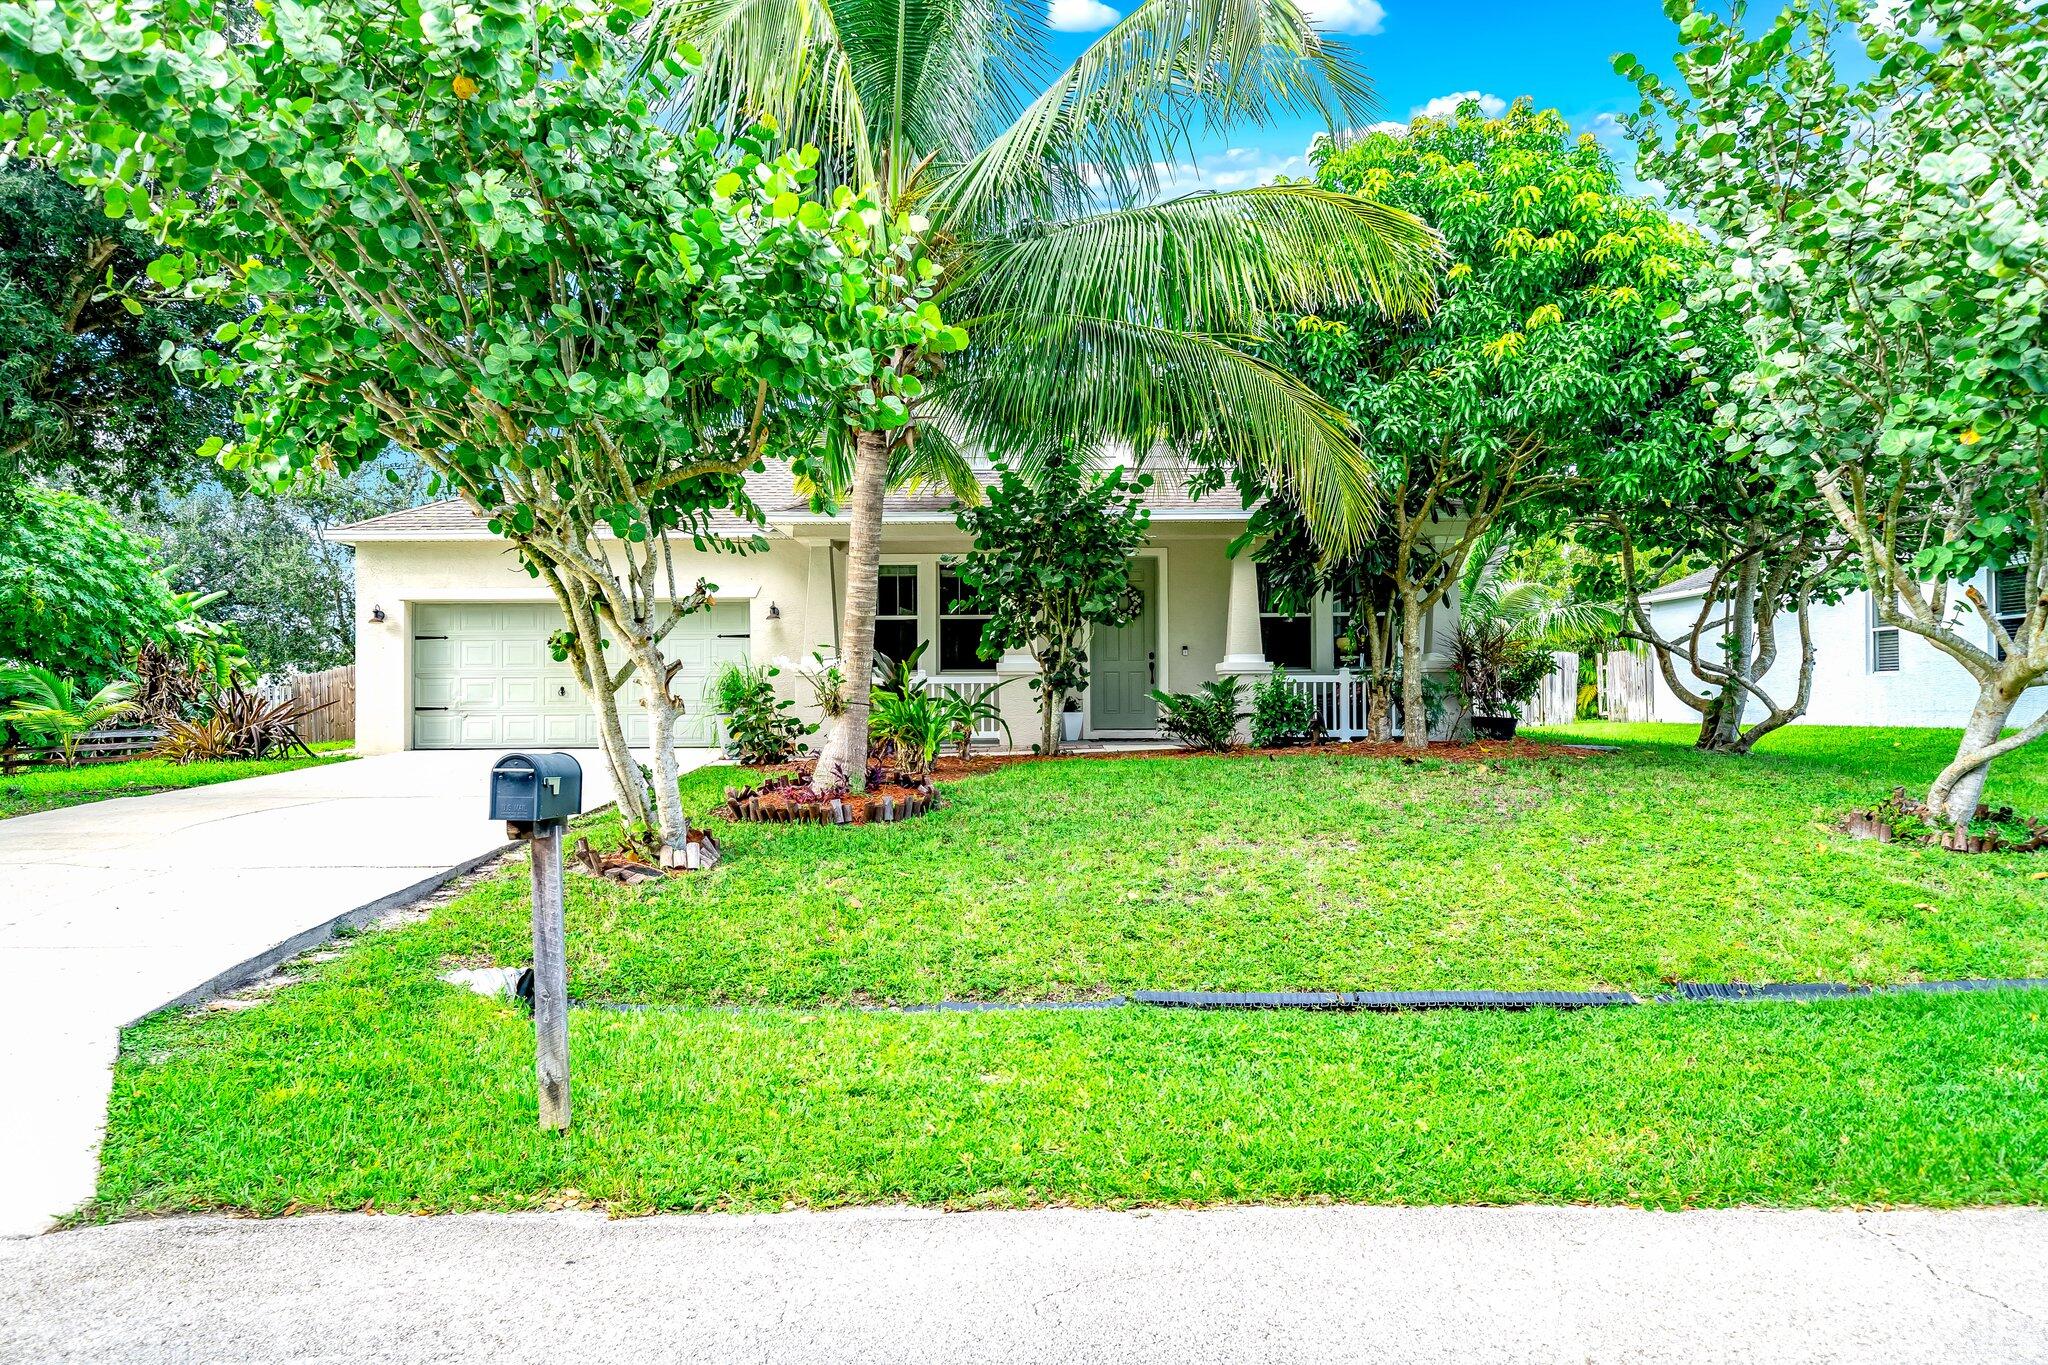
490,752,584,826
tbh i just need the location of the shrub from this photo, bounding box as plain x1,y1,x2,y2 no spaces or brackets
1151,677,1245,752
869,687,953,780
153,685,315,762
0,665,139,765
708,662,811,766
1249,668,1316,748
1449,619,1554,720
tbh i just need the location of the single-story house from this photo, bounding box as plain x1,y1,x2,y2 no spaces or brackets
332,465,1461,754
1637,565,2045,730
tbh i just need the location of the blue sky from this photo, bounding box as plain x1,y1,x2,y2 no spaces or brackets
1039,0,1690,196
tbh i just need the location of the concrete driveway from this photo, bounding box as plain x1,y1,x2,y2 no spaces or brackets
3,1205,2044,1363
0,748,678,1237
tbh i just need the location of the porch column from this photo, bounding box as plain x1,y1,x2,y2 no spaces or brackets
803,542,838,661
994,648,1041,752
1217,553,1270,676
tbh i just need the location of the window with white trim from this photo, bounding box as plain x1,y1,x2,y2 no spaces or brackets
1869,593,1900,673
875,564,921,669
937,569,992,673
1256,564,1312,671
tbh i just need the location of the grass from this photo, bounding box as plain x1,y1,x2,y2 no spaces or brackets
0,743,352,819
375,723,2048,1003
89,724,2048,1217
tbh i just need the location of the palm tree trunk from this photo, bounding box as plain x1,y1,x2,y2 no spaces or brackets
811,427,890,793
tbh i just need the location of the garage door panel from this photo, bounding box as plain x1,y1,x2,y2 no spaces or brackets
415,599,746,749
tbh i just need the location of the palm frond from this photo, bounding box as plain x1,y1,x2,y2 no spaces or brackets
933,0,1375,233
890,420,984,504
638,0,879,193
639,0,1042,202
951,184,1439,336
945,315,1379,553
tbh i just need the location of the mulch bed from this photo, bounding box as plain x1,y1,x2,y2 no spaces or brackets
910,736,1589,780
725,766,938,824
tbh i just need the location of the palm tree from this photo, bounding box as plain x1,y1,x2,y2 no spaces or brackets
0,666,139,766
640,0,1442,790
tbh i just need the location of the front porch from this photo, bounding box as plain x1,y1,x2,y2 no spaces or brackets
790,527,1459,747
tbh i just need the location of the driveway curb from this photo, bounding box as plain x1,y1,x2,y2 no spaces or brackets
140,840,519,1025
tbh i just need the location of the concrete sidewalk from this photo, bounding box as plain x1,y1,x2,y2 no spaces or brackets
2,1204,2043,1362
0,749,645,1237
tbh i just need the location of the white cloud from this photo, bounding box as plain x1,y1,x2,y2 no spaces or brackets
1145,145,1310,199
1295,0,1387,34
1048,0,1120,31
1412,90,1506,121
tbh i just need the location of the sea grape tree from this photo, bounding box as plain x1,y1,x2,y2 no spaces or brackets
0,0,952,858
1619,0,2048,820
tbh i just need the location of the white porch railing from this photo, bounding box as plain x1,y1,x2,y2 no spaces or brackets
922,675,1006,739
1279,670,1372,742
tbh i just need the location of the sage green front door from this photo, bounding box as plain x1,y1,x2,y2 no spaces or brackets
1091,558,1158,733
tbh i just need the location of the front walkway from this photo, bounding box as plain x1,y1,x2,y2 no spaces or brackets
2,1205,2042,1362
0,749,694,1237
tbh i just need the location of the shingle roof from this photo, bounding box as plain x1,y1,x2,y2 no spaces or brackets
1640,567,1717,603
332,463,1251,541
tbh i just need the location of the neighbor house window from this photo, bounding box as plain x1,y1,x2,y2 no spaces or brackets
938,570,991,673
1993,566,2028,656
1257,565,1312,672
1869,593,1900,673
875,564,921,668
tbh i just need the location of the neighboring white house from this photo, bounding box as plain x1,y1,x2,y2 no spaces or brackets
332,464,1460,754
1638,565,2045,730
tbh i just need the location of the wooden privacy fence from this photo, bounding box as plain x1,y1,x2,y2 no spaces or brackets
1597,647,1657,722
1,726,164,774
287,665,356,744
1517,652,1581,727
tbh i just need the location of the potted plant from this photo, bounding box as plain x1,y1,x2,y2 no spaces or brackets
1061,695,1084,744
1448,620,1553,740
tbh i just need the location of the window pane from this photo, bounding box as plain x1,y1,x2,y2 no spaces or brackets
1260,616,1312,672
940,619,989,673
1255,563,1296,615
877,565,918,619
875,619,921,670
940,570,974,614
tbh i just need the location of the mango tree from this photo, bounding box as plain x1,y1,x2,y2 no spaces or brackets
0,0,949,860
1259,99,1709,748
1620,0,2048,821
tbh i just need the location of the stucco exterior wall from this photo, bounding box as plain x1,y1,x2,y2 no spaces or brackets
1643,580,2047,731
350,521,1468,754
351,536,812,754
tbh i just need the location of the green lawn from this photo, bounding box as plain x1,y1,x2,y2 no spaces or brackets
355,723,2048,1003
90,724,2048,1218
0,744,352,819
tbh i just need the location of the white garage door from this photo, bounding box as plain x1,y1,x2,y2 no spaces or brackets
411,602,750,750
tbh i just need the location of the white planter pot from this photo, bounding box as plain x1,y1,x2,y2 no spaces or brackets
1061,711,1084,744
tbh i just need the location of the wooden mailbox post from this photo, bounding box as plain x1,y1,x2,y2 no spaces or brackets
489,752,583,1132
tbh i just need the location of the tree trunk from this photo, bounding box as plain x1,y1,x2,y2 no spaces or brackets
1929,685,2019,826
637,666,690,856
1399,588,1428,751
811,428,890,793
1704,557,1758,751
561,588,648,836
1041,685,1060,756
